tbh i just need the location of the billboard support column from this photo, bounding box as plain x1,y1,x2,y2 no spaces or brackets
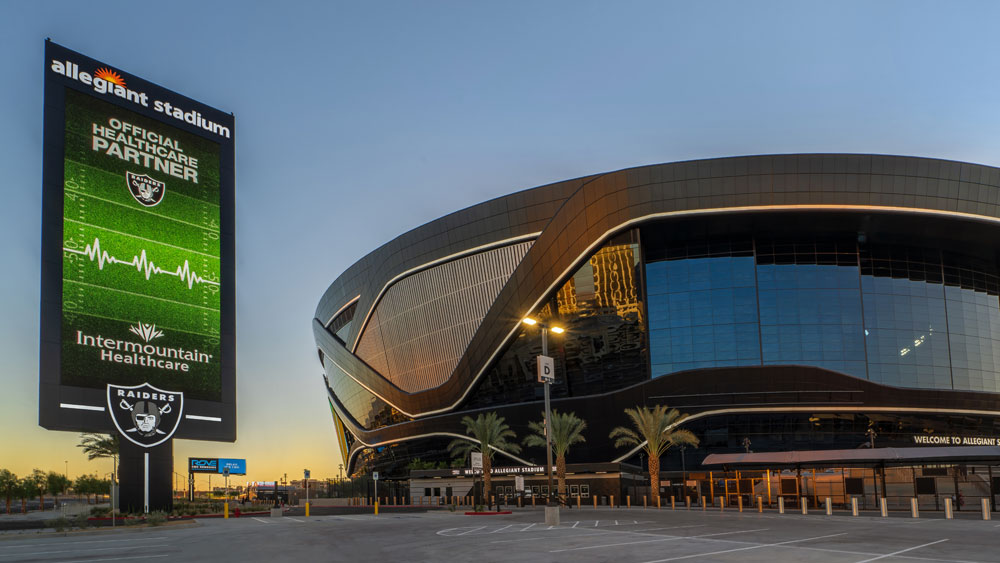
119,436,172,514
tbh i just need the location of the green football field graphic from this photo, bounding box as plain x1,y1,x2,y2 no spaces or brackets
61,88,222,400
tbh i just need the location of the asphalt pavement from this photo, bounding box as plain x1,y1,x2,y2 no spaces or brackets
0,505,997,562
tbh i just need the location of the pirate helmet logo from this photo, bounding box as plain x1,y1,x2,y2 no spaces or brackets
107,383,183,447
125,172,165,207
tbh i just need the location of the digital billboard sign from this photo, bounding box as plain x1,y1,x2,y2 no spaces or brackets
189,458,246,475
39,41,235,442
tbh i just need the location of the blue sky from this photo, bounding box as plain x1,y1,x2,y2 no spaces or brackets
2,0,1000,485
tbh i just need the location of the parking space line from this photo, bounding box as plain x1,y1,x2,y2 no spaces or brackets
852,539,949,563
632,525,705,533
594,520,599,527
1,545,170,558
571,521,579,528
490,524,514,533
53,556,170,563
287,517,305,522
457,526,486,536
640,532,848,563
521,523,535,532
251,517,271,524
0,537,169,549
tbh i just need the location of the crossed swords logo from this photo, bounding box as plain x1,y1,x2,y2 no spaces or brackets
119,398,172,435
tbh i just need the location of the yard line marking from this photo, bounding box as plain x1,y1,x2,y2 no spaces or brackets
640,533,848,563
251,517,271,524
287,517,305,522
0,545,169,558
0,537,169,549
53,556,170,563
852,539,950,563
457,526,486,536
490,524,514,533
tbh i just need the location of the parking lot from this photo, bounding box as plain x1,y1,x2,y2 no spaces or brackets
1,506,997,562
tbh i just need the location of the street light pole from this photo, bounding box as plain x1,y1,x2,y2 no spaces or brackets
541,327,555,507
523,316,564,527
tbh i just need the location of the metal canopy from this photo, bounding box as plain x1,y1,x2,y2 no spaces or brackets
701,446,1000,468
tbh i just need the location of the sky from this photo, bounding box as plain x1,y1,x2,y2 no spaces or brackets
2,0,1000,489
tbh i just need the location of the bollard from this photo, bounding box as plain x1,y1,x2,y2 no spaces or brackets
738,496,743,512
611,495,615,508
306,502,310,517
224,502,229,519
670,497,675,510
719,496,724,511
851,497,858,517
701,495,707,511
983,498,992,521
757,496,763,513
801,497,808,515
779,497,785,514
627,496,631,508
375,499,379,516
593,495,597,509
880,497,888,517
686,496,691,510
532,495,535,507
825,498,832,515
518,496,522,508
643,495,647,509
945,497,953,519
577,495,581,509
910,498,919,518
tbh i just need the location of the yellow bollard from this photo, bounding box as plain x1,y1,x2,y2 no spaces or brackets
577,495,581,509
593,496,597,509
670,497,675,510
224,502,229,519
305,502,310,517
686,496,691,510
375,500,379,516
627,495,631,508
518,496,522,508
532,495,535,507
738,496,743,512
701,495,706,511
757,496,763,513
643,495,647,509
611,495,615,508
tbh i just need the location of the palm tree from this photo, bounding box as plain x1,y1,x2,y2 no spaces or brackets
447,412,521,506
15,477,32,514
26,469,47,511
77,433,119,485
523,410,586,503
0,470,16,514
610,405,699,504
47,472,71,508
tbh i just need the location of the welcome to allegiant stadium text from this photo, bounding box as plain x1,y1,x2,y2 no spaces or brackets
92,118,199,183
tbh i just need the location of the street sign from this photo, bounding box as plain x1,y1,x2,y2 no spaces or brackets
537,355,555,383
373,471,379,481
223,468,230,477
304,469,311,479
471,452,483,470
515,475,525,492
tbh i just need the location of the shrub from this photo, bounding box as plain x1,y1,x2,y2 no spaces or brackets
72,514,90,529
146,512,167,526
46,517,70,532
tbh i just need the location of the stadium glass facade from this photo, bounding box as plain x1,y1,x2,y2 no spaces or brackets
315,155,1000,509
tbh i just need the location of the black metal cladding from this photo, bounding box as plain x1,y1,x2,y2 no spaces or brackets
314,155,1000,473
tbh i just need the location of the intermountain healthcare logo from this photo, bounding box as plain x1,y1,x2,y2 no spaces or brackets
107,382,183,447
74,321,213,373
126,172,165,206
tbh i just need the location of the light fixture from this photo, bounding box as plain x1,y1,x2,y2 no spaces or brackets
550,326,565,334
522,317,537,326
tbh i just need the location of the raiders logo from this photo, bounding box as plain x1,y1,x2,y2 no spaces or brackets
107,383,183,447
126,172,165,207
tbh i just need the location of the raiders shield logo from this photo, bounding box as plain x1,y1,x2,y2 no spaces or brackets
107,383,184,447
126,172,165,207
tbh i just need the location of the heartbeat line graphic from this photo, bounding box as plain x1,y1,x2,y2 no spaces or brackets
64,237,220,290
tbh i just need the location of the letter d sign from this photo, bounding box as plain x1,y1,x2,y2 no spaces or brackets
537,355,555,383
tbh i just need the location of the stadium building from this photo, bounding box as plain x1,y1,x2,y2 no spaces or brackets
314,155,1000,509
